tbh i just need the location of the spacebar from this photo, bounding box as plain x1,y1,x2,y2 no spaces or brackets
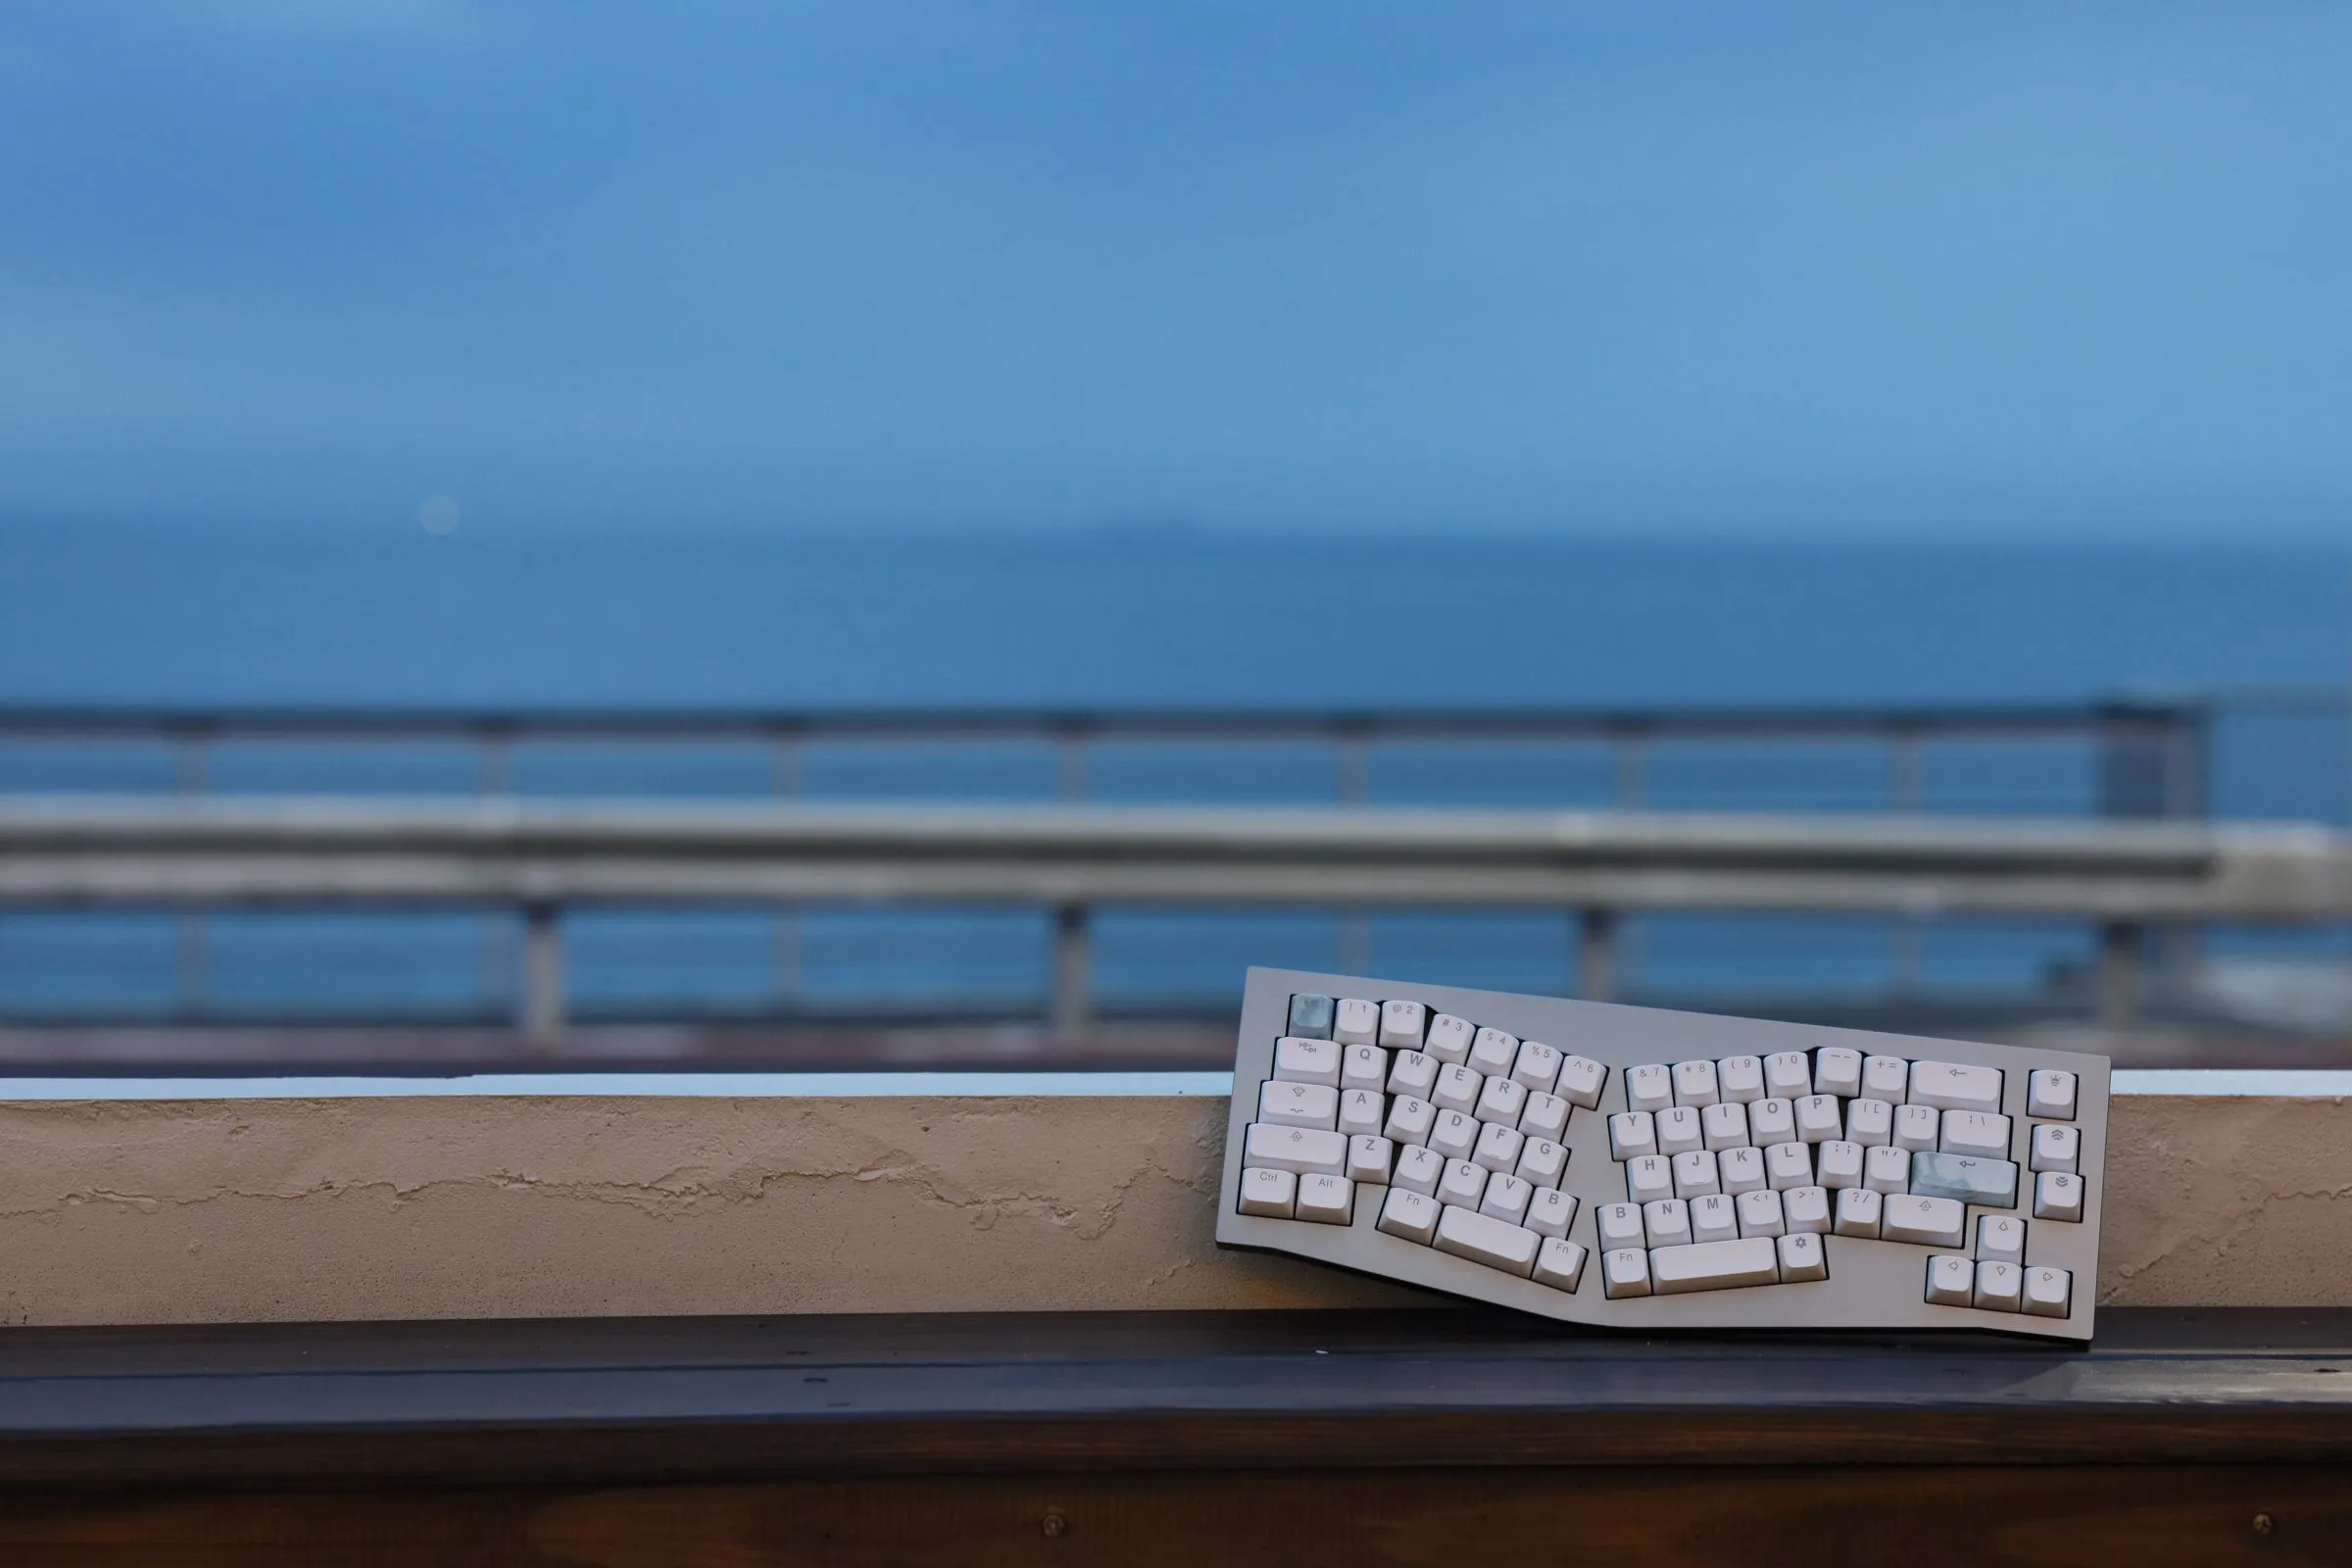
1648,1238,1782,1295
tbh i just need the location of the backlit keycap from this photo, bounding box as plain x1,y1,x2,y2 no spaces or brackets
1717,1054,1765,1102
1925,1253,1974,1305
1376,1186,1440,1243
1554,1054,1607,1109
1286,994,1336,1039
2031,1123,2080,1175
2034,1170,2084,1222
1434,1204,1540,1276
1259,1079,1339,1130
1534,1237,1589,1292
1244,1122,1348,1175
1378,999,1429,1049
1333,999,1380,1046
1651,1237,1782,1295
1626,1063,1674,1113
1673,1058,1721,1106
2023,1266,2073,1318
1239,1166,1297,1217
2028,1069,2078,1121
1910,1152,2018,1209
1812,1048,1862,1099
1469,1027,1520,1076
1884,1194,1966,1249
1602,1248,1651,1298
1297,1173,1355,1226
1424,1013,1475,1064
1273,1038,1342,1086
1908,1059,2003,1113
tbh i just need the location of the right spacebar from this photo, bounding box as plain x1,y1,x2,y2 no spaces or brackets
1648,1238,1782,1295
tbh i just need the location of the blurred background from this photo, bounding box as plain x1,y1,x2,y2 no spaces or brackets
2,2,2349,1072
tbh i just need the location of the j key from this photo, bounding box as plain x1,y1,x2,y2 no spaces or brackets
1861,1054,1910,1101
1627,1155,1674,1204
1977,1214,2026,1266
1332,999,1380,1047
1433,1204,1540,1277
1480,1173,1534,1225
1782,1186,1833,1235
1518,1092,1571,1142
1527,1187,1580,1239
1719,1146,1768,1195
1908,1059,2003,1113
1347,1135,1396,1184
1245,1122,1348,1176
1286,994,1335,1039
1972,1259,2023,1311
1238,1166,1298,1217
1429,1109,1480,1160
1596,1201,1646,1250
1642,1198,1692,1249
1296,1173,1355,1226
1384,1096,1436,1147
2024,1266,2073,1318
1378,999,1429,1049
1672,1150,1720,1199
1737,1187,1786,1238
1392,1144,1444,1196
1424,1014,1475,1064
1701,1101,1750,1152
1376,1186,1440,1243
1763,1052,1812,1099
1748,1097,1796,1144
1274,1038,1342,1087
1469,1028,1520,1077
1472,1121,1524,1174
1341,1044,1390,1093
1476,1075,1529,1127
2034,1170,2085,1222
1690,1192,1740,1244
1602,1248,1652,1298
1794,1095,1842,1144
1717,1054,1765,1103
1884,1194,1967,1249
1432,1064,1483,1113
1386,1050,1439,1099
1626,1064,1674,1114
1438,1157,1489,1208
1939,1110,2012,1158
2028,1069,2078,1121
1865,1144,1911,1194
1511,1040,1563,1094
2031,1123,2080,1174
1892,1103,1941,1152
1910,1152,2019,1209
1608,1110,1657,1161
1765,1142,1813,1190
1812,1048,1863,1099
1554,1054,1607,1109
1534,1238,1589,1292
1673,1059,1720,1107
1778,1230,1829,1282
1650,1237,1782,1295
1259,1080,1339,1130
1834,1186,1883,1238
1925,1253,1974,1305
1843,1098,1893,1147
1337,1089,1386,1139
1656,1106,1705,1155
1815,1141,1864,1190
1514,1137,1567,1189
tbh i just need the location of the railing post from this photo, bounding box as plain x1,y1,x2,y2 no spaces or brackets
521,902,565,1044
2098,920,2140,1034
1053,904,1092,1038
1577,908,1618,1003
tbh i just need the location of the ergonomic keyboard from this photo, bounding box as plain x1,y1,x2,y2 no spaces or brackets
1216,968,2109,1341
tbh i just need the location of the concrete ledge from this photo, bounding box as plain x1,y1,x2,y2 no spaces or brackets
0,1074,2345,1326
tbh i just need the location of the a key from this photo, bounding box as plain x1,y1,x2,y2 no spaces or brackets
1286,994,1336,1040
1861,1054,1910,1101
1925,1253,1974,1305
1469,1028,1520,1077
1627,1155,1674,1204
1608,1111,1657,1161
1701,1101,1750,1152
1795,1095,1842,1144
1392,1144,1444,1196
1865,1144,1911,1194
1434,1204,1540,1276
1748,1097,1796,1144
1602,1248,1652,1298
1672,1150,1720,1199
1376,1186,1440,1243
1527,1187,1580,1239
1596,1201,1646,1250
1782,1186,1832,1235
2034,1170,2084,1222
1977,1214,2026,1266
1940,1110,2012,1158
1514,1137,1567,1189
1259,1080,1339,1130
2028,1069,2078,1121
1650,1237,1782,1294
2023,1266,2073,1318
1815,1140,1864,1190
1245,1122,1348,1175
1476,1075,1529,1127
1341,1044,1390,1093
1472,1121,1525,1174
1378,999,1429,1049
1763,1052,1812,1099
1737,1187,1786,1238
1812,1048,1863,1099
1554,1054,1607,1109
1719,1146,1768,1195
1642,1198,1692,1250
1518,1092,1570,1142
1884,1194,1966,1249
1480,1173,1534,1224
1383,1095,1436,1147
1778,1229,1828,1282
1337,1089,1386,1139
1511,1040,1563,1093
1274,1038,1343,1087
1438,1157,1489,1208
1972,1259,2023,1311
1238,1166,1297,1217
1717,1054,1765,1103
1892,1103,1941,1152
1673,1059,1721,1107
1656,1105,1705,1155
1386,1051,1439,1100
1834,1186,1883,1238
1533,1238,1588,1292
1843,1098,1893,1148
1911,1152,2018,1209
1908,1059,2003,1113
1297,1173,1355,1226
1626,1063,1674,1113
1432,1063,1483,1113
1765,1141,1813,1191
1429,1109,1480,1160
1424,1014,1475,1064
2031,1123,2080,1175
1347,1135,1396,1185
1333,999,1381,1047
1690,1192,1740,1244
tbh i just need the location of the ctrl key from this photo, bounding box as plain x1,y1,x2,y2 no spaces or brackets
1239,1167,1298,1218
1925,1253,1975,1306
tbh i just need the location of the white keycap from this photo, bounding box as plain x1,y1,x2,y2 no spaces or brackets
1347,1135,1396,1185
1719,1146,1767,1195
1438,1157,1489,1208
1794,1095,1842,1144
1672,1150,1720,1200
1834,1186,1883,1238
1480,1172,1534,1224
1844,1098,1893,1148
1626,1063,1674,1113
1245,1122,1348,1175
1337,1089,1387,1139
1861,1054,1910,1101
1333,999,1380,1047
1815,1140,1864,1190
1977,1214,2026,1266
1596,1201,1646,1250
1424,1013,1475,1064
1940,1110,2012,1158
1690,1192,1740,1245
1473,1120,1525,1174
1527,1187,1579,1239
1393,1144,1444,1196
1377,1186,1441,1244
1864,1144,1912,1195
1384,1095,1436,1147
1429,1109,1480,1160
1656,1106,1705,1156
2028,1069,2078,1121
1651,1236,1782,1294
1892,1103,1941,1152
1812,1048,1863,1099
1884,1194,1966,1249
1972,1259,2023,1311
1259,1080,1339,1130
1297,1173,1354,1226
1432,1063,1483,1113
2023,1265,2073,1318
1274,1038,1343,1087
1469,1027,1520,1077
2031,1123,2080,1175
1777,1229,1828,1282
1737,1187,1786,1239
1386,1050,1439,1099
1341,1044,1390,1093
1518,1092,1571,1143
1475,1075,1528,1127
1700,1101,1750,1152
1533,1237,1589,1292
1717,1054,1765,1103
1782,1185,1832,1235
1909,1058,2003,1113
1763,1052,1812,1099
1642,1198,1692,1249
1238,1166,1297,1217
1514,1137,1567,1189
1378,999,1429,1049
1925,1253,1974,1305
1626,1154,1674,1203
1554,1054,1607,1109
1434,1204,1540,1276
1765,1142,1813,1191
1673,1059,1721,1107
1511,1040,1563,1093
1602,1248,1651,1298
1748,1097,1796,1145
2034,1170,2084,1222
1608,1111,1657,1161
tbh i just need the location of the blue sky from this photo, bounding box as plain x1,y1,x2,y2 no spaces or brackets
1,1,2347,534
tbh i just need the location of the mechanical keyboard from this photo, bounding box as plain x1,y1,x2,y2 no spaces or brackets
1216,967,2109,1341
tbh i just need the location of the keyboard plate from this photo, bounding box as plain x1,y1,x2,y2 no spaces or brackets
1216,967,2108,1341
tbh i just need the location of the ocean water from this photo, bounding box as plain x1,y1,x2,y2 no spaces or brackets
2,524,2349,1022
